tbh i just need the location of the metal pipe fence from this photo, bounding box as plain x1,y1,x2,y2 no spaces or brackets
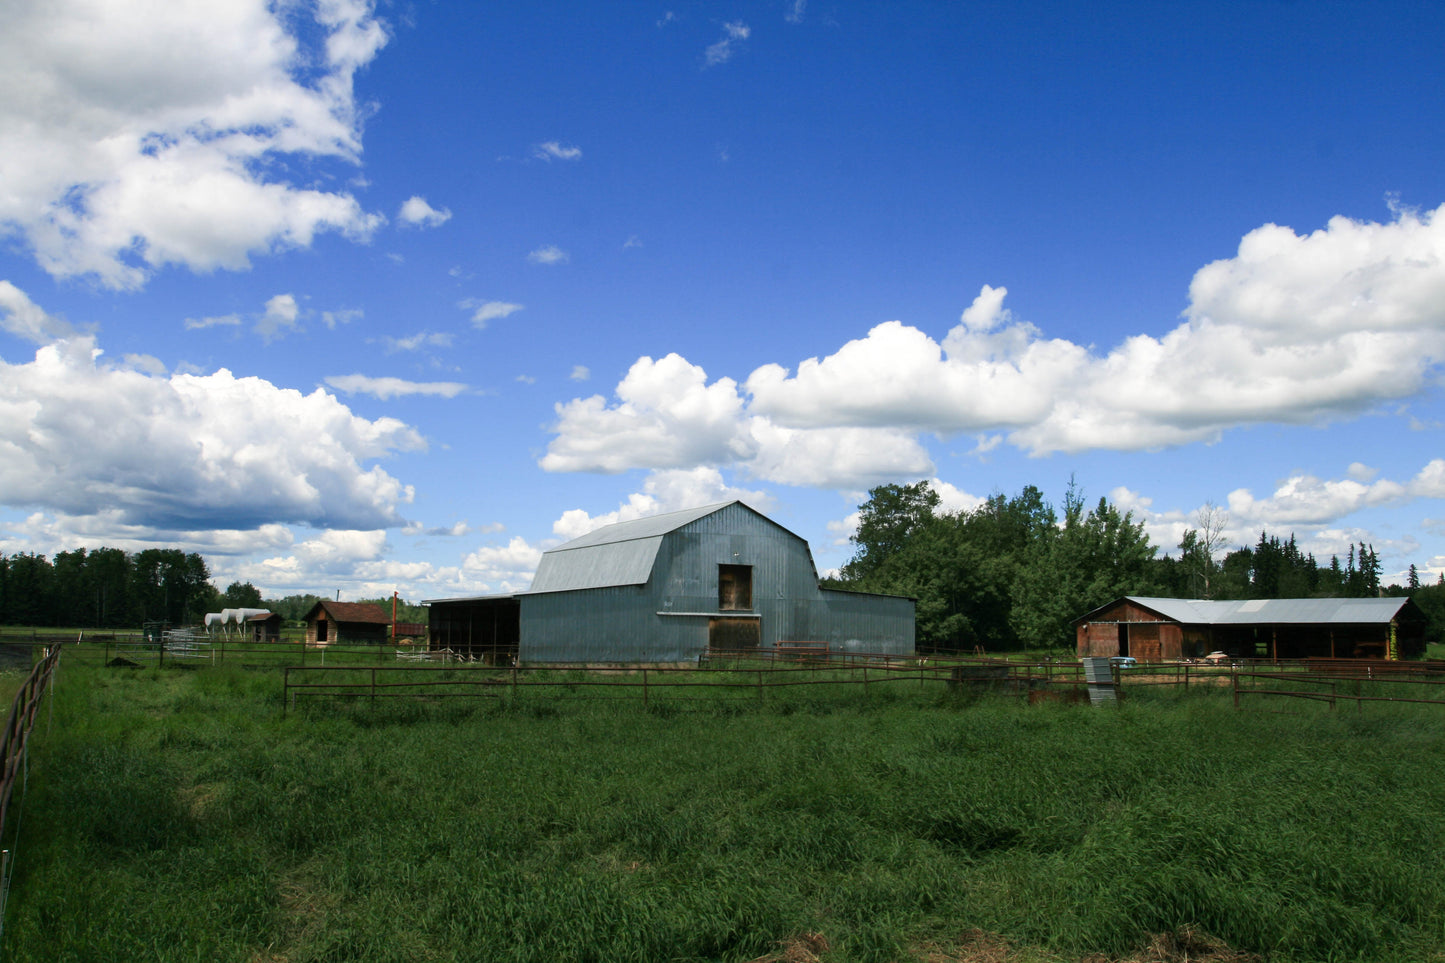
1232,668,1445,711
282,660,969,713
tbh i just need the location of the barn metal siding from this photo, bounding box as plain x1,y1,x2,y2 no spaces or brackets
522,586,705,663
817,591,916,654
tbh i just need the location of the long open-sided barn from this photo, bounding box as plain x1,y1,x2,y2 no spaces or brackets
1075,596,1428,661
426,501,915,664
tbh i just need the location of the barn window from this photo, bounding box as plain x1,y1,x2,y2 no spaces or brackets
718,564,753,611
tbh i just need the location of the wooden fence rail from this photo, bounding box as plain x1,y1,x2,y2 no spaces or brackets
0,645,60,945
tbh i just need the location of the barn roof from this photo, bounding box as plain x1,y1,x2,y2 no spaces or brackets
527,501,777,594
302,600,392,624
1079,595,1422,626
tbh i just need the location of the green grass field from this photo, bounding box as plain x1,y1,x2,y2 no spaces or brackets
4,660,1445,962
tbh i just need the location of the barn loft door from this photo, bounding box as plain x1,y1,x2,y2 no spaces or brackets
718,564,753,611
710,617,760,650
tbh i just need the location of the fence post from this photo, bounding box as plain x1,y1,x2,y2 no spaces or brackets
643,667,649,707
1232,669,1239,710
757,668,764,702
370,667,376,707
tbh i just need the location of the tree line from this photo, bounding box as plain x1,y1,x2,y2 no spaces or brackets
825,481,1445,651
0,548,225,628
0,548,427,629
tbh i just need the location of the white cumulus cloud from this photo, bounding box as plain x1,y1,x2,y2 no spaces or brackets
398,195,452,227
324,374,468,399
256,293,301,341
551,468,771,541
0,292,424,533
466,300,524,328
0,0,389,289
463,536,545,592
705,21,750,66
541,354,756,474
527,245,569,265
532,141,582,162
543,204,1445,491
0,281,80,343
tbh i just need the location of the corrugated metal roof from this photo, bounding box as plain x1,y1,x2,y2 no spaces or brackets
1123,596,1413,625
525,502,738,594
529,536,664,592
420,592,518,605
548,502,735,550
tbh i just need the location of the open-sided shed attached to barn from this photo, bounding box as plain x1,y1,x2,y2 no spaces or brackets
426,501,915,664
1076,596,1428,661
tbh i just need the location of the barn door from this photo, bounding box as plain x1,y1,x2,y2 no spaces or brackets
709,617,760,650
1131,624,1161,662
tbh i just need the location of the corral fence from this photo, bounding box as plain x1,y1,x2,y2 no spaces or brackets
1231,659,1445,711
282,658,1014,713
0,645,60,946
278,651,1201,713
20,633,427,669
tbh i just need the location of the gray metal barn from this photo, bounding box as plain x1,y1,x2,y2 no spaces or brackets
426,501,915,663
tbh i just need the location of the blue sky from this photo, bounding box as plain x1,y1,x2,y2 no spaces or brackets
2,0,1444,602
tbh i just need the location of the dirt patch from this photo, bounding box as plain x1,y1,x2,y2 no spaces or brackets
915,927,1259,963
1094,927,1262,963
749,931,830,963
917,928,1015,962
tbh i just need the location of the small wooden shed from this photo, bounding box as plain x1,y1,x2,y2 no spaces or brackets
1075,596,1428,661
302,600,392,647
245,611,283,643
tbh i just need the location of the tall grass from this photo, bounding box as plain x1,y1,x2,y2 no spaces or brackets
5,664,1445,961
